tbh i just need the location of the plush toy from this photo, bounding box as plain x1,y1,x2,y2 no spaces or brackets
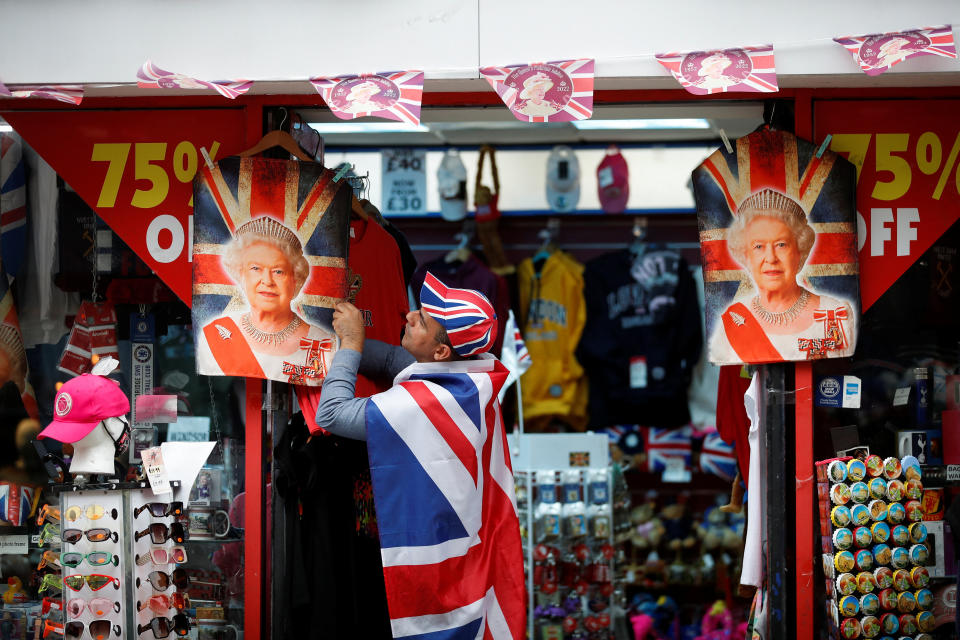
660,499,697,550
695,600,735,640
2,577,27,604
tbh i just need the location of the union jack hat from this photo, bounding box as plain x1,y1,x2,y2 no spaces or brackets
420,272,497,357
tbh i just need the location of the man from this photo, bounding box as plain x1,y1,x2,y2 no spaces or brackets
316,272,525,640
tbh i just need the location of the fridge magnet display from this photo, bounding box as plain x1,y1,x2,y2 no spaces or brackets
692,127,860,365
136,61,253,99
480,59,594,122
655,45,778,94
833,25,957,76
192,156,351,384
0,80,83,104
310,71,425,125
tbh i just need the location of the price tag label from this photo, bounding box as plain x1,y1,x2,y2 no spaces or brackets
893,387,911,406
142,446,172,496
381,148,426,215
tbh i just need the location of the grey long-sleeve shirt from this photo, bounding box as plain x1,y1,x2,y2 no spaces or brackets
314,339,416,440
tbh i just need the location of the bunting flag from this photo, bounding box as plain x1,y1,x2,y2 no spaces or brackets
137,61,253,99
0,133,27,278
480,59,594,123
0,80,83,105
655,46,778,95
0,254,37,417
366,355,525,639
699,430,737,481
834,25,957,76
644,426,692,472
497,310,531,403
310,71,425,125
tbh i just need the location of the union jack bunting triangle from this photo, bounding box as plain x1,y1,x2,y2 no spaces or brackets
834,25,957,76
137,61,253,99
480,59,594,123
0,80,83,105
655,45,778,95
310,71,424,125
644,426,692,472
699,431,737,481
366,355,525,638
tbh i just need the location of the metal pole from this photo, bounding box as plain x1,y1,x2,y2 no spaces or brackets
763,364,792,637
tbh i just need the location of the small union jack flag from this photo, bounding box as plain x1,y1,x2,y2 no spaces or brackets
366,355,525,638
137,61,253,99
0,133,27,278
480,59,594,123
498,310,531,403
699,431,737,481
310,71,424,125
644,426,692,472
834,25,957,76
0,80,83,105
655,45,778,95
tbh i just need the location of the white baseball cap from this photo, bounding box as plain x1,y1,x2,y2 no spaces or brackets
546,146,580,213
437,149,468,221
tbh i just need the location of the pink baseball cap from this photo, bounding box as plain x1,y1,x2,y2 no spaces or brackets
38,374,130,443
597,146,629,214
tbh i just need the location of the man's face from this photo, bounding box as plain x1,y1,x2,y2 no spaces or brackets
401,308,446,362
240,242,296,314
744,215,801,293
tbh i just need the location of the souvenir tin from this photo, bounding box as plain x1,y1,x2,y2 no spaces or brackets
850,481,869,503
835,550,856,573
909,522,927,544
868,478,887,500
879,611,899,634
890,546,910,569
851,504,872,526
839,594,860,617
828,459,849,483
860,614,880,638
868,500,888,522
904,500,923,522
873,566,893,590
916,610,935,632
832,505,853,528
854,527,873,549
872,543,892,566
901,455,921,481
839,617,860,638
891,569,911,592
871,522,890,544
836,572,857,596
833,527,854,550
848,459,867,482
890,524,910,546
914,588,933,611
910,566,930,589
885,479,904,502
882,457,901,480
886,502,905,525
908,544,928,566
905,478,923,500
864,455,884,477
896,591,916,613
878,587,898,610
898,613,918,635
857,570,877,593
861,592,880,616
832,483,852,505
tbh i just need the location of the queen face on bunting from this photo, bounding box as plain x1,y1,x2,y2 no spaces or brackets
195,216,337,384
709,189,856,363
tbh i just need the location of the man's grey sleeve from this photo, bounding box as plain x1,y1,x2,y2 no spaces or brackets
314,349,369,440
359,339,416,381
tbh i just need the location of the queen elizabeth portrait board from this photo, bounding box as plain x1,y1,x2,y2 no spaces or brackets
692,127,860,365
192,156,351,384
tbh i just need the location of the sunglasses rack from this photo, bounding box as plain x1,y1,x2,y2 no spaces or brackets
47,481,185,639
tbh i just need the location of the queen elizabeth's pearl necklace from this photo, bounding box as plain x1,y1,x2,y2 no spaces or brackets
751,289,811,326
240,313,302,347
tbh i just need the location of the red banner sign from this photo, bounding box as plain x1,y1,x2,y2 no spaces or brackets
0,109,248,304
816,99,960,311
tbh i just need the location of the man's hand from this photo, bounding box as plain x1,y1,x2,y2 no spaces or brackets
333,301,365,352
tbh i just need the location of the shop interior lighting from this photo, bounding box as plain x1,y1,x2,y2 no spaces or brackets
306,122,429,134
572,118,710,130
0,123,13,133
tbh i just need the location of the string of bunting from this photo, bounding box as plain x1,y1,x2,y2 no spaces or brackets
0,25,954,112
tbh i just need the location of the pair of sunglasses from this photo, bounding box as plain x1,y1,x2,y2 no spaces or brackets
137,593,190,616
62,551,120,568
40,523,61,545
42,620,63,639
37,550,61,571
41,596,63,615
38,574,63,594
65,504,119,522
65,620,121,640
137,615,191,639
62,528,119,544
36,504,60,526
135,523,186,544
136,569,189,592
136,546,187,566
64,574,120,592
134,502,183,518
66,597,121,618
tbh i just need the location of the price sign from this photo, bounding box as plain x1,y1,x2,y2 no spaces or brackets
381,148,426,215
0,109,247,304
816,100,960,311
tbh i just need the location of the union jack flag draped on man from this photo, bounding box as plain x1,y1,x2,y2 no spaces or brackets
366,355,526,639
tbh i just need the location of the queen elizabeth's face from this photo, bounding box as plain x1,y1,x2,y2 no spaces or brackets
743,216,801,293
240,242,297,314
